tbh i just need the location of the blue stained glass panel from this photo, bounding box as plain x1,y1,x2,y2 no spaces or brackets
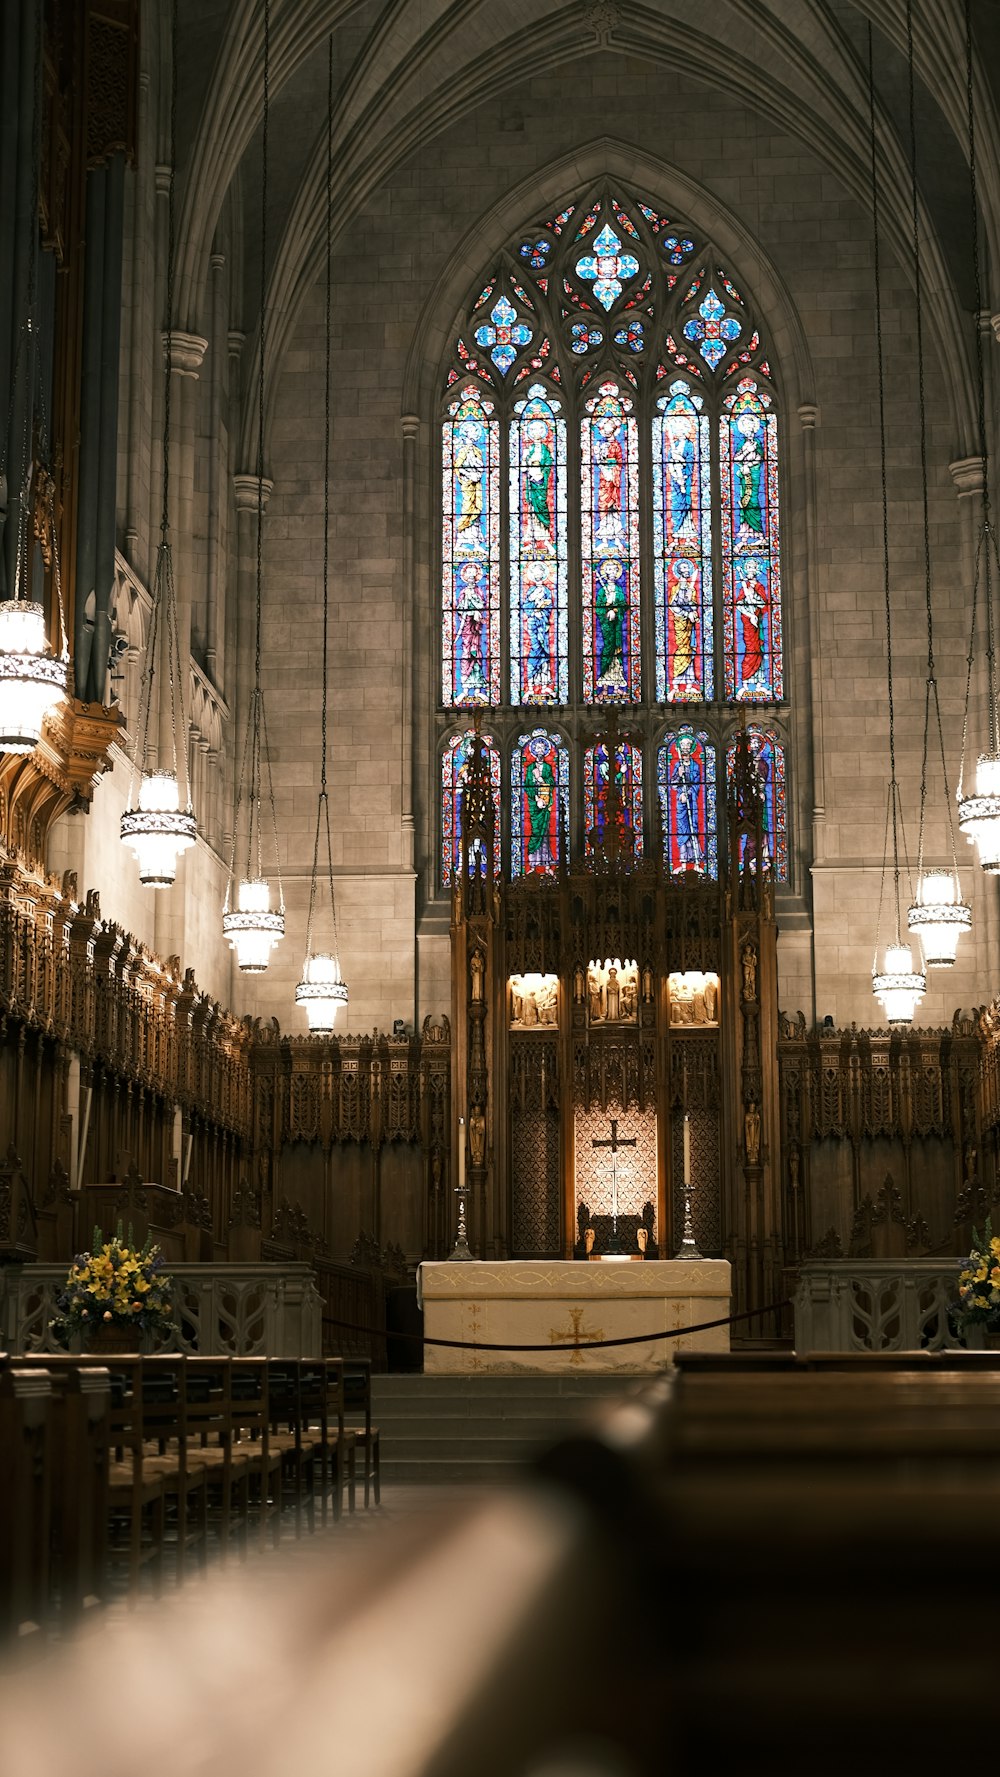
473,295,533,375
657,728,717,878
510,728,569,876
442,386,501,706
509,386,568,705
441,730,502,886
652,382,713,702
576,224,640,311
683,288,742,370
721,377,783,702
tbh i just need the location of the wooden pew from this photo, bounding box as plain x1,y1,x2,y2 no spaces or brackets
323,1357,357,1518
229,1358,283,1547
267,1359,321,1536
7,1356,110,1624
0,1366,52,1638
342,1358,379,1507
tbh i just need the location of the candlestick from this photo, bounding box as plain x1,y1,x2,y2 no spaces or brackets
448,1114,475,1261
683,1111,691,1186
458,1116,466,1194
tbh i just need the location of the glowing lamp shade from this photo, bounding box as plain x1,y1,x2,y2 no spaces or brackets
959,754,1000,872
295,951,349,1034
0,599,68,754
223,877,284,973
120,770,196,887
872,942,925,1029
907,870,972,968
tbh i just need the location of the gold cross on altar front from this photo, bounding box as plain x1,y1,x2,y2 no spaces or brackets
549,1305,604,1366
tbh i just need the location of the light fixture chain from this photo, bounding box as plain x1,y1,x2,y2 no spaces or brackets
162,0,178,543
868,23,902,940
321,33,333,798
254,0,269,700
259,688,285,913
965,0,997,754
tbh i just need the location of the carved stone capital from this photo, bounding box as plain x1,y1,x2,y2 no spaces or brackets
401,412,421,443
163,330,209,378
991,313,1000,346
797,402,819,430
949,455,985,499
233,473,274,513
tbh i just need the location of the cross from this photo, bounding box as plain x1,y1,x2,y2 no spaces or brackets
549,1306,604,1367
591,1115,637,1234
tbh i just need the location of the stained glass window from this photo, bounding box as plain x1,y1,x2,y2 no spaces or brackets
442,385,500,706
726,726,787,882
584,739,643,860
721,377,782,703
441,729,502,886
657,727,717,879
653,381,713,703
581,381,640,703
439,193,789,887
509,385,568,705
511,728,569,876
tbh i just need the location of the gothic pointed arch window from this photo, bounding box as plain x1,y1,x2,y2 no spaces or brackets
437,186,788,884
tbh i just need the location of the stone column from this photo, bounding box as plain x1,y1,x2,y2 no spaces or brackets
797,403,824,864
206,253,227,683
230,473,273,872
947,451,999,977
124,66,152,570
401,413,420,877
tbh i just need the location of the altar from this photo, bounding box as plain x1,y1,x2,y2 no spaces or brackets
418,1259,731,1374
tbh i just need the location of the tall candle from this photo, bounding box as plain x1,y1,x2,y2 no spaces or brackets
683,1111,691,1186
458,1116,466,1193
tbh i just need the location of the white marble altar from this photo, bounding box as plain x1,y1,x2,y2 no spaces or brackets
418,1259,731,1374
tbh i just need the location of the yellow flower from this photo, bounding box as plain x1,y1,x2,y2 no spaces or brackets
974,1295,991,1310
991,1237,1000,1257
975,1265,989,1283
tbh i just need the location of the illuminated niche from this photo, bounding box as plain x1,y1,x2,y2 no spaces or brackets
585,957,638,1024
668,969,719,1025
509,972,559,1028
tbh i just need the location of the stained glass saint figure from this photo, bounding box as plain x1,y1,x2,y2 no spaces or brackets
658,728,717,878
443,386,500,706
653,382,712,702
510,386,568,704
511,729,568,876
582,383,640,702
722,378,782,703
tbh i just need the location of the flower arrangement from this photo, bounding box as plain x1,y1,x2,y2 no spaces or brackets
955,1218,1000,1332
52,1223,174,1349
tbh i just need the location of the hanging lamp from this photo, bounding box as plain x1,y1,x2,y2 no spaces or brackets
222,0,284,972
0,7,68,753
901,1,971,967
866,21,924,1028
120,0,196,884
295,38,348,1033
956,0,1000,873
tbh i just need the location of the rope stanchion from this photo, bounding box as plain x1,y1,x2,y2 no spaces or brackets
322,1297,793,1354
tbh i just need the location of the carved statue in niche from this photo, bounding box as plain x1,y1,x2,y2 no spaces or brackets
522,986,539,1026
470,947,485,1002
620,974,637,1022
605,965,621,1023
510,976,524,1023
741,942,758,1003
469,1104,486,1166
636,1225,648,1256
574,964,585,1005
588,962,604,1022
430,1150,443,1194
536,978,558,1025
642,964,654,1004
744,1100,761,1165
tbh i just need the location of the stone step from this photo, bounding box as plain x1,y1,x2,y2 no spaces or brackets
372,1372,635,1482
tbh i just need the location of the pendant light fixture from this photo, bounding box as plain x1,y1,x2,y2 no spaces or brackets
867,21,924,1029
902,0,971,968
295,37,348,1033
222,0,284,972
956,0,1000,872
0,6,69,753
120,0,196,884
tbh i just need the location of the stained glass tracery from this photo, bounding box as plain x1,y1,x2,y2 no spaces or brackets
509,385,568,705
653,381,713,703
511,728,569,876
658,727,717,878
581,381,640,703
441,730,502,886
